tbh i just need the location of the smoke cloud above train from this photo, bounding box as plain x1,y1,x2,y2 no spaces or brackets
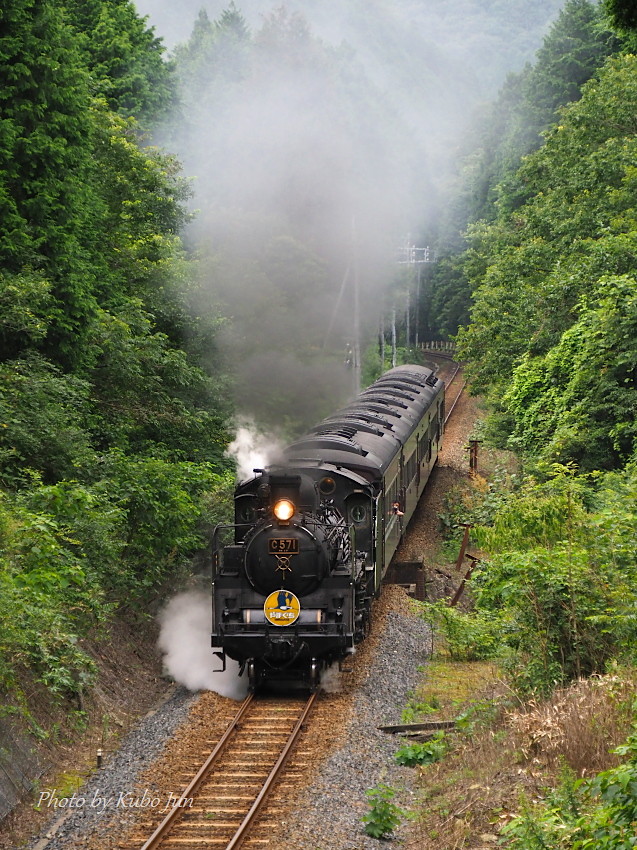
134,0,562,433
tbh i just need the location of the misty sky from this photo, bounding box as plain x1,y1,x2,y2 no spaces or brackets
135,0,564,92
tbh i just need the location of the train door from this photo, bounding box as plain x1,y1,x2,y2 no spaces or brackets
384,466,402,567
416,433,421,487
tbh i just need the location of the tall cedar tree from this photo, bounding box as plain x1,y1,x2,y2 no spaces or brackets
53,0,175,123
427,0,617,340
0,0,99,365
605,0,637,30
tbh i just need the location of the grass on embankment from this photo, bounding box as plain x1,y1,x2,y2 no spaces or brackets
405,659,637,849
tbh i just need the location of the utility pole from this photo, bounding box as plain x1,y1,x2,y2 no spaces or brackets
379,314,385,371
397,239,435,351
406,286,410,351
377,237,436,372
352,218,361,394
391,303,397,368
415,264,422,347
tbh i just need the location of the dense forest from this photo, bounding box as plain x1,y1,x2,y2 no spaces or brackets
431,1,636,477
2,0,637,843
421,1,637,844
0,0,233,711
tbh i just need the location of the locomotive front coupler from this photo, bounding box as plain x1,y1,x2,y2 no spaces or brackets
267,632,301,662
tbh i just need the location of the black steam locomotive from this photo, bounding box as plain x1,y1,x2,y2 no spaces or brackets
211,365,445,690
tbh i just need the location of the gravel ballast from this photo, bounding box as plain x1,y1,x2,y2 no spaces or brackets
28,687,197,850
288,603,432,850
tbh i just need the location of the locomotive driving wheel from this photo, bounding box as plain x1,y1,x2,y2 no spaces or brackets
247,659,259,692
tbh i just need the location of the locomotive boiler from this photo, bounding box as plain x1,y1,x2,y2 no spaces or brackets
211,364,445,690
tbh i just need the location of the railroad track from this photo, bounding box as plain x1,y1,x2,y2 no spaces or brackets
422,353,465,426
121,361,464,850
126,693,316,850
444,365,466,426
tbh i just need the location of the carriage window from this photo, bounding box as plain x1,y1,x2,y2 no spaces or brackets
387,476,399,509
405,449,417,483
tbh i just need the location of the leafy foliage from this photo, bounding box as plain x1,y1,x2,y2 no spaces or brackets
503,276,637,469
501,729,637,848
55,0,175,123
456,54,637,469
0,0,232,716
395,734,448,767
0,0,99,362
419,599,503,663
0,463,233,697
362,784,407,839
0,491,105,697
429,0,617,337
0,272,54,357
605,0,637,31
92,453,232,595
460,466,637,695
0,354,93,484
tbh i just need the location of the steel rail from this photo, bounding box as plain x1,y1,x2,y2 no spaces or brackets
139,693,255,850
443,363,465,426
138,691,316,850
225,691,317,850
420,350,456,360
444,381,466,425
447,363,461,385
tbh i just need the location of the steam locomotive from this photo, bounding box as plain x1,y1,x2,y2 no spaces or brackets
211,365,445,690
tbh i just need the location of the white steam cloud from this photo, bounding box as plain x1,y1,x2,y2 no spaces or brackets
226,417,284,480
158,591,247,700
133,0,563,431
319,660,345,694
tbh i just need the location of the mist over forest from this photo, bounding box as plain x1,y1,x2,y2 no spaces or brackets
133,0,563,428
135,0,563,92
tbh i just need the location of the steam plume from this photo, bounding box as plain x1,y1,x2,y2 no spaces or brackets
226,417,284,480
158,590,247,699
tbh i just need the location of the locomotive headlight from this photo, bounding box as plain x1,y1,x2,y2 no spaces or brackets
273,499,295,521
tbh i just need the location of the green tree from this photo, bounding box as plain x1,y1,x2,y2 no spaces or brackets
0,354,93,484
605,0,637,30
520,0,618,145
456,55,637,467
504,276,637,469
0,0,100,364
54,0,175,123
469,467,637,693
428,0,617,340
0,272,54,359
0,0,232,721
